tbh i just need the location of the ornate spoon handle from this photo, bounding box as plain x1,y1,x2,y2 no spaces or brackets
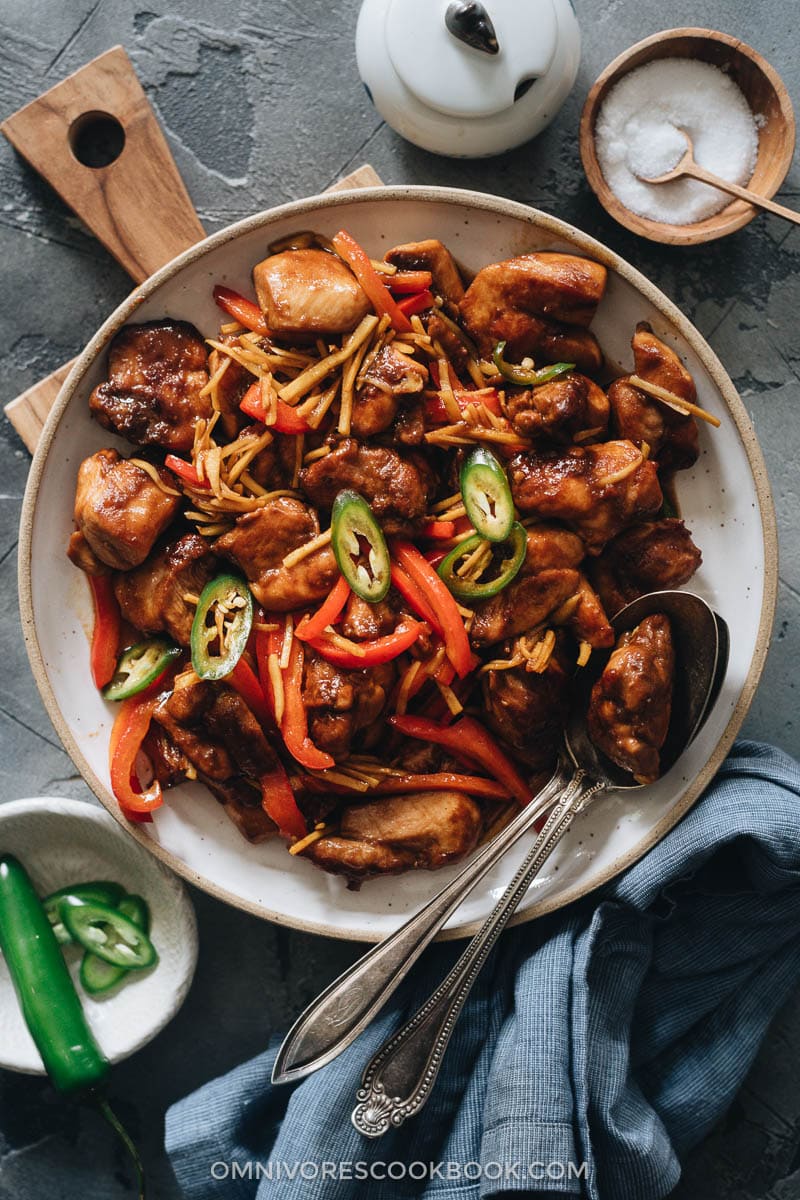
272,768,567,1085
351,766,605,1137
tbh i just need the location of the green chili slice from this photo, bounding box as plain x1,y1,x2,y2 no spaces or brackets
59,896,158,970
437,522,527,601
190,573,253,680
103,638,181,702
460,447,515,542
493,340,575,387
80,894,151,996
43,881,126,945
331,490,391,603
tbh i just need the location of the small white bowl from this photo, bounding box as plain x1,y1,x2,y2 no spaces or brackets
0,797,197,1075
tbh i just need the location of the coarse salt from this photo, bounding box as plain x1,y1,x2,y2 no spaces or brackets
594,58,759,225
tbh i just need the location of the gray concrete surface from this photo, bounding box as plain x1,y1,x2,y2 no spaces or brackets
1,0,799,1195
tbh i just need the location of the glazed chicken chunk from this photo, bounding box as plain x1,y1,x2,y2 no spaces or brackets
508,440,663,552
215,495,338,611
114,533,219,646
67,448,179,572
484,639,571,770
587,614,675,784
470,568,579,648
384,238,466,305
89,321,211,454
252,248,370,337
305,790,482,884
300,439,433,532
460,252,607,372
507,372,610,442
351,343,428,438
303,651,395,761
590,518,703,616
609,323,699,470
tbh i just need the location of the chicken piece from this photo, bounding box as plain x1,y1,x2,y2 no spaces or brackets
471,568,579,648
66,531,109,577
89,321,211,454
215,495,338,611
252,248,370,338
351,344,428,438
609,323,699,470
484,646,570,769
114,533,219,646
384,239,465,305
391,399,426,447
154,681,234,781
141,723,190,787
568,574,614,649
156,678,277,781
425,312,472,379
507,373,609,443
524,524,585,571
217,787,278,844
590,519,702,615
587,614,675,784
340,593,398,641
300,439,433,533
460,253,607,370
304,790,482,883
68,449,179,573
303,652,395,761
508,440,663,552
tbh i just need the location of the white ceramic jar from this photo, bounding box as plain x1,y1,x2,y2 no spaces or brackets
356,0,581,158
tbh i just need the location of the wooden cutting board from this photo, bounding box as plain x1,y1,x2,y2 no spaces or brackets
2,45,382,454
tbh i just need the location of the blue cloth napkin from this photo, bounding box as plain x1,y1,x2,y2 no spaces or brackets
166,741,800,1199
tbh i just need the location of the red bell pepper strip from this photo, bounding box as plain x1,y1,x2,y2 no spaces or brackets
299,772,510,800
396,289,434,319
88,575,120,690
423,548,448,569
390,541,472,678
390,562,443,635
387,270,433,293
260,765,307,840
332,230,413,334
390,714,531,805
295,575,351,643
213,284,271,336
164,454,210,490
306,619,424,669
240,382,311,434
424,387,503,425
228,657,274,732
420,520,456,540
108,689,163,816
281,636,336,770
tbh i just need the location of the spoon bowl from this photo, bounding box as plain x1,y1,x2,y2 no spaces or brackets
350,589,729,1135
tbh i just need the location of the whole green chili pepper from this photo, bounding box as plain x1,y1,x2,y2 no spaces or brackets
0,855,146,1197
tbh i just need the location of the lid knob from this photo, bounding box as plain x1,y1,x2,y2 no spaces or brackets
445,2,499,56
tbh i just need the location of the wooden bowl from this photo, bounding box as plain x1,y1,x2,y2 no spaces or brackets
580,29,796,245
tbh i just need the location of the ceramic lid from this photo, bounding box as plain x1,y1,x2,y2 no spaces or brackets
385,0,559,118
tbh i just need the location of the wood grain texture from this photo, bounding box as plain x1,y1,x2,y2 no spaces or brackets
579,28,796,245
4,162,383,453
1,46,205,281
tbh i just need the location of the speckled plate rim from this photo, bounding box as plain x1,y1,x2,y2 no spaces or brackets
18,184,778,943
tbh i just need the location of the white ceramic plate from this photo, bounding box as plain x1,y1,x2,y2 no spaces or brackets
0,797,197,1073
19,187,777,942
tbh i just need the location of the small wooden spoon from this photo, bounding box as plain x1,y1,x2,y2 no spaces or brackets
639,129,800,226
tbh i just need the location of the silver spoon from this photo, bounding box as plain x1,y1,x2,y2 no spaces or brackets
638,129,800,228
350,590,727,1136
272,590,726,1091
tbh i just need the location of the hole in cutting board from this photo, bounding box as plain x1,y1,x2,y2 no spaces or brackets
68,111,126,168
